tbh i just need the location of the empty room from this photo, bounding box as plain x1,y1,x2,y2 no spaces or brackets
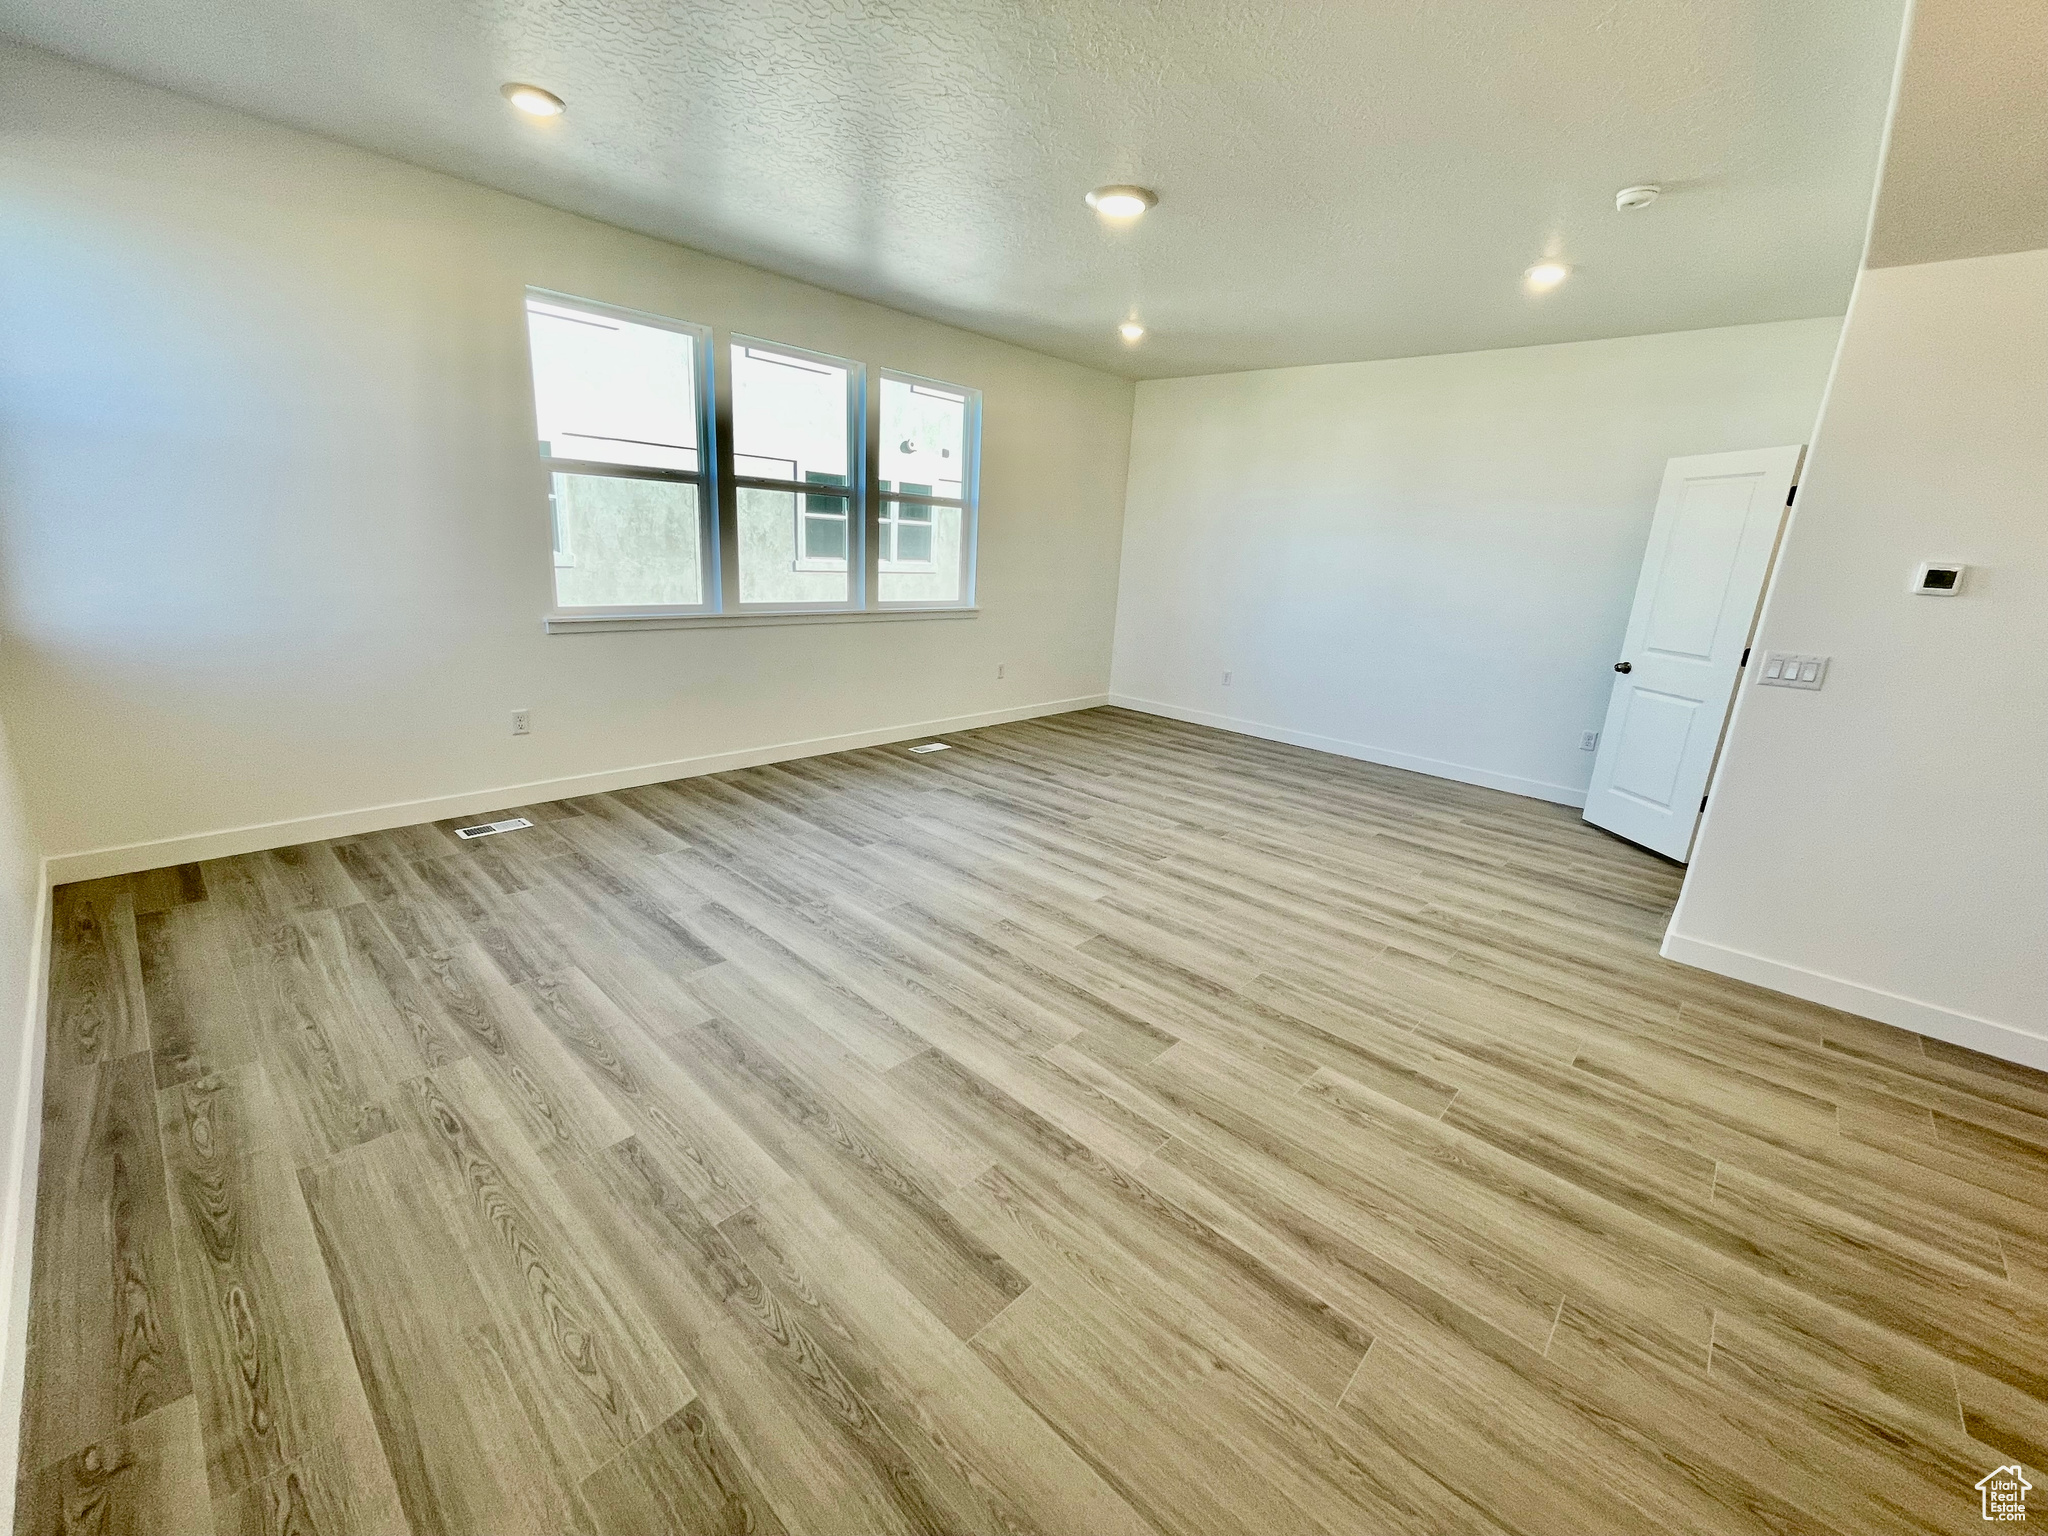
0,0,2043,1530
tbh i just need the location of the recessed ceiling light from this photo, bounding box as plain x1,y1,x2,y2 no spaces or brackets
1086,185,1158,220
1118,321,1146,342
1525,262,1571,291
501,83,566,118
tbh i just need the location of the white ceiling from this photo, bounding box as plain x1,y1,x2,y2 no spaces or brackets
0,0,1907,379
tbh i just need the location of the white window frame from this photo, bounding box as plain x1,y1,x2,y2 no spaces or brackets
869,369,980,609
534,315,982,631
527,289,719,619
724,336,866,611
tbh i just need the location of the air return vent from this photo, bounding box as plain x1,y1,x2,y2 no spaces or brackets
454,817,533,839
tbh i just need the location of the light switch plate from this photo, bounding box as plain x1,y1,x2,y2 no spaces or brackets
1756,652,1829,690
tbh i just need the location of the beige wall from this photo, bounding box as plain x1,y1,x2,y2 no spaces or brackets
1667,248,2048,1065
0,44,1134,869
1109,319,1841,803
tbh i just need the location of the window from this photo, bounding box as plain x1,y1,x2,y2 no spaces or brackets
530,296,979,625
526,293,713,613
879,499,935,569
798,472,851,568
731,340,859,606
876,373,977,605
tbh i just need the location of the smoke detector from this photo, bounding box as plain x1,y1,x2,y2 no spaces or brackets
1615,184,1661,212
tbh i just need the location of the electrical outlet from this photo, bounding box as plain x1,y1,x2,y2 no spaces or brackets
511,709,531,736
1222,670,1233,686
1580,730,1600,752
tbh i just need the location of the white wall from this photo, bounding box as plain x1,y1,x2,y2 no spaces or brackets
0,713,46,1520
1108,319,1842,804
0,44,1134,871
1668,249,2048,1065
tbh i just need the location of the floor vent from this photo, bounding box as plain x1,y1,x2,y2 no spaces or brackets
907,742,952,754
454,817,534,839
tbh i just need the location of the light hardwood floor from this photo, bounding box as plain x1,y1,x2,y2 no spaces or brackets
18,707,2048,1534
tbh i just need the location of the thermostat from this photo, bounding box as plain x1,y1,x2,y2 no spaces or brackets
1911,562,1966,595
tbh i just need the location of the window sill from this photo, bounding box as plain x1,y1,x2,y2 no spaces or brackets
544,606,979,635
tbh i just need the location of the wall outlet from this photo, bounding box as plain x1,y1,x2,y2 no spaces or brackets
1580,730,1600,752
1222,670,1233,686
511,709,532,736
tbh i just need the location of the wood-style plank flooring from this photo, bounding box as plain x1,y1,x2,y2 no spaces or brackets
19,707,2048,1534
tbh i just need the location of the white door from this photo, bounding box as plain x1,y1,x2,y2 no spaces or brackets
1583,445,1803,861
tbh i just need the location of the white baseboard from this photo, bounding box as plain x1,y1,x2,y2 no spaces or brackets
1108,693,1588,808
0,863,53,1518
47,694,1110,884
1660,929,2048,1072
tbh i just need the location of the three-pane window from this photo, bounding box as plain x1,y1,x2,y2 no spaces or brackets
528,292,978,620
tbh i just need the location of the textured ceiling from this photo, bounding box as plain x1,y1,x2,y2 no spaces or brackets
1866,0,2048,269
0,0,1906,378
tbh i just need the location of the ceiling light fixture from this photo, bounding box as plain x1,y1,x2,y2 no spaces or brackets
1118,321,1146,343
501,83,566,118
1524,262,1571,291
1086,185,1158,220
1615,184,1661,211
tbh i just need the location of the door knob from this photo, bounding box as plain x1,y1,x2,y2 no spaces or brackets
1614,661,1632,673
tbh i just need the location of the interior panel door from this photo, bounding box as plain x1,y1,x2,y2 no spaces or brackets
1582,445,1804,861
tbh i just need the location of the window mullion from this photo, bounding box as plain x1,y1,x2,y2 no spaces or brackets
540,460,702,485
862,362,881,611
730,476,852,496
711,326,740,613
875,492,965,508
